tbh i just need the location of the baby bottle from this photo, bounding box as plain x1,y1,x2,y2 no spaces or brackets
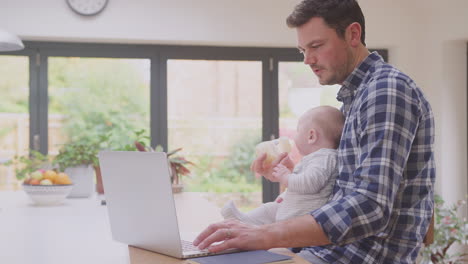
255,137,292,167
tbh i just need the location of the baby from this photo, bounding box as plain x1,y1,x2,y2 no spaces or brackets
221,106,344,225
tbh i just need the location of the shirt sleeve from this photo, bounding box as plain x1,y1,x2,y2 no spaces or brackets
288,152,336,194
311,78,421,245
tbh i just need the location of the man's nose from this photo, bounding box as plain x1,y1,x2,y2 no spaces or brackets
303,51,317,65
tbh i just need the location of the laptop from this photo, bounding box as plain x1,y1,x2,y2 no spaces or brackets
98,151,239,259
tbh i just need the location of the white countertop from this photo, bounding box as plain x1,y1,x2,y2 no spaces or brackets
0,191,222,264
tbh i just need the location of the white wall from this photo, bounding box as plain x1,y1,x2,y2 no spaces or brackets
425,1,467,208
366,0,468,207
0,0,467,205
1,0,297,46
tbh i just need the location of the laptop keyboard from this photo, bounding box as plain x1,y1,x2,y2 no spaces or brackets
181,239,241,258
182,240,218,257
181,240,205,252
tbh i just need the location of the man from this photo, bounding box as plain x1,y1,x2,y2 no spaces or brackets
193,0,435,263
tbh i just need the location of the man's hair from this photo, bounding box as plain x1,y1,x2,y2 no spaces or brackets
286,0,366,46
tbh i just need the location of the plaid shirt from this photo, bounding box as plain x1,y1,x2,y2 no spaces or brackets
306,52,436,263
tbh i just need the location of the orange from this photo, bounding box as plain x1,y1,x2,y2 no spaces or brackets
55,173,72,185
43,170,58,182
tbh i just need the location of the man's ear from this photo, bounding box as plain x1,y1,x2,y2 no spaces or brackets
346,22,362,47
308,129,318,144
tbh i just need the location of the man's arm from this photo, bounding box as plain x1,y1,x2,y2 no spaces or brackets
193,215,331,252
266,214,331,248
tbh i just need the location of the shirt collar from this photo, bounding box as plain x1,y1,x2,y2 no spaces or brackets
336,51,384,102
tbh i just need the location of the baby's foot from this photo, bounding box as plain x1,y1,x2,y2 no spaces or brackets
221,200,243,220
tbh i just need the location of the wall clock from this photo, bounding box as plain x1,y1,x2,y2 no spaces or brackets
67,0,109,16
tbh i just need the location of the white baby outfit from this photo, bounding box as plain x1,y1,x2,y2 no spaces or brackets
221,148,338,225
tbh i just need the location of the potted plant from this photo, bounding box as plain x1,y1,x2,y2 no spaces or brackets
421,194,468,263
135,142,194,193
156,146,193,193
96,129,195,194
93,130,148,195
90,133,113,195
53,140,99,198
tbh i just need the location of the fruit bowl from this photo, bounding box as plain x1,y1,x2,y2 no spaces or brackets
23,184,74,206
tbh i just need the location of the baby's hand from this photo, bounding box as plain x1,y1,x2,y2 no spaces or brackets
272,164,291,186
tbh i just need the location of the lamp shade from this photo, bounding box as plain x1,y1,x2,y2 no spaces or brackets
0,29,24,51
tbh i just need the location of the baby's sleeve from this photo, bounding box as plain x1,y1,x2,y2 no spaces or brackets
287,152,337,194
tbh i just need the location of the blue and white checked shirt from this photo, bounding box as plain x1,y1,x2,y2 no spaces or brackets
306,52,436,263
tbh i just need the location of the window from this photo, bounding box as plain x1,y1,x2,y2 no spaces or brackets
47,57,150,155
167,59,263,211
0,42,387,206
0,55,30,190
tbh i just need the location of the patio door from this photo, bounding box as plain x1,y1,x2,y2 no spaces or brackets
166,59,263,211
0,53,36,190
47,56,151,156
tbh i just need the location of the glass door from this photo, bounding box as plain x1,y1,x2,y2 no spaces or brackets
47,57,151,155
167,59,263,212
0,55,30,190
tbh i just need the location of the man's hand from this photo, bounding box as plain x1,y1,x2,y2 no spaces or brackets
192,219,272,252
272,164,291,186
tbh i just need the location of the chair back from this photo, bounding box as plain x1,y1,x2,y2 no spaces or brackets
423,211,435,246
